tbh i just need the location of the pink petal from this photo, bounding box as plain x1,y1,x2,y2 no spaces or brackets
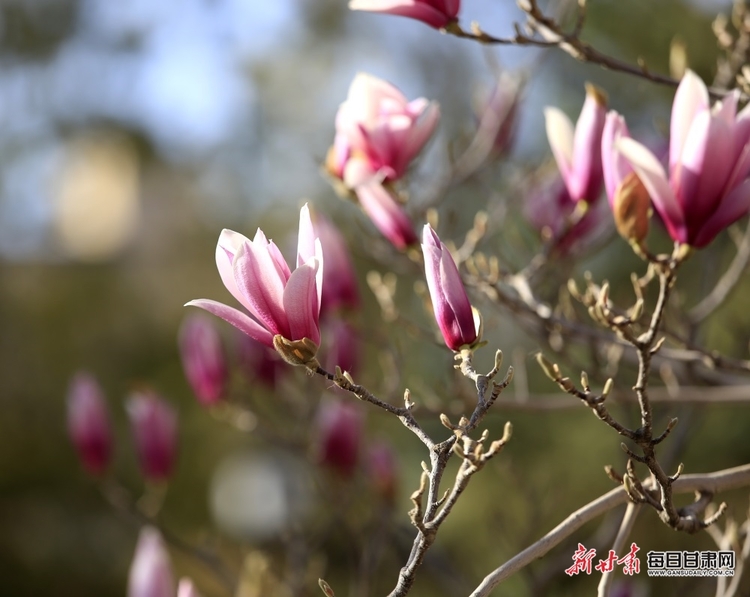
283,262,321,346
692,178,750,247
617,137,686,242
355,181,417,249
349,0,457,28
398,101,440,175
544,106,574,185
185,299,274,347
601,111,632,205
215,229,253,308
567,86,606,202
233,243,290,336
676,111,733,228
670,70,709,174
297,203,317,268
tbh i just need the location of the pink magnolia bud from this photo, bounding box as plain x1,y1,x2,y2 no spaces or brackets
327,73,439,188
127,527,175,597
366,441,398,504
315,399,364,478
311,211,360,315
127,391,178,481
617,70,750,248
178,578,202,597
545,84,607,204
186,205,324,363
421,224,480,351
67,372,112,475
178,314,228,406
349,0,460,29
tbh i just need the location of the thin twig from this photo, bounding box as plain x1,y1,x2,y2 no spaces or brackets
470,463,750,596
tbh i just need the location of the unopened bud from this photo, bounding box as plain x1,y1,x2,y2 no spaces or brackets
580,371,589,389
613,172,651,245
602,378,614,399
629,298,644,322
536,353,559,381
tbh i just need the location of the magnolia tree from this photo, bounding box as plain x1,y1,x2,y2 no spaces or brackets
67,1,750,595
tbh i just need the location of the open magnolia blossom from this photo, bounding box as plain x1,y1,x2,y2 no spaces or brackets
544,83,607,205
617,70,750,248
186,205,324,358
422,224,481,350
348,0,460,30
327,73,439,188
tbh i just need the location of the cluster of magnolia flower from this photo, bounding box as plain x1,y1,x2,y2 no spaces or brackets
67,3,750,594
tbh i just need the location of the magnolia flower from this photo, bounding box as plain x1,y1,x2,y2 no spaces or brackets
617,70,750,248
544,84,608,204
349,0,460,30
127,527,175,597
178,314,228,406
327,73,439,187
67,372,112,475
127,391,178,481
421,224,480,350
186,205,324,363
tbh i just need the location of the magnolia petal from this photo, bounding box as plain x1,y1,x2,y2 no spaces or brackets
601,111,633,206
692,178,750,247
544,106,574,183
283,262,321,346
233,242,289,337
677,110,733,226
399,101,440,175
215,229,252,308
437,243,476,346
670,70,709,173
355,181,417,249
567,85,606,202
185,299,274,348
617,137,685,240
297,203,318,268
349,0,458,28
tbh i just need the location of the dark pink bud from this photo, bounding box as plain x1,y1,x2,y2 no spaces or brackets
179,314,228,406
127,391,178,481
67,372,112,475
367,441,398,504
421,224,480,350
315,399,364,478
127,526,175,597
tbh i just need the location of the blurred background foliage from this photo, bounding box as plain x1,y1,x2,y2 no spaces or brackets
2,0,749,596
